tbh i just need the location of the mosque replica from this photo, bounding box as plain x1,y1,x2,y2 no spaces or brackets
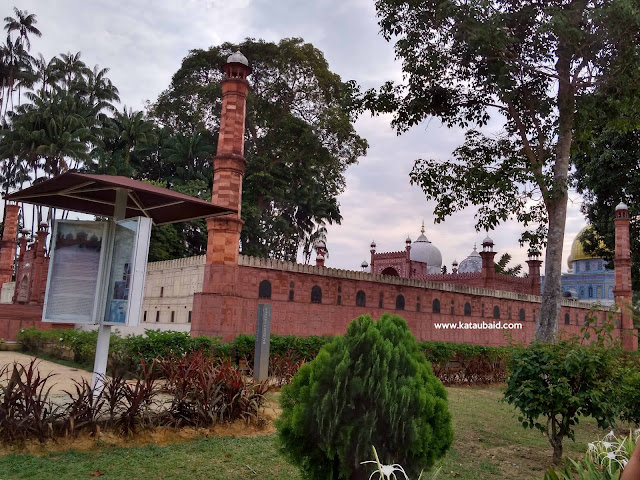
0,52,636,349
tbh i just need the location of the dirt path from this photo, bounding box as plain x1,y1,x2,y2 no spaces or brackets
0,351,94,403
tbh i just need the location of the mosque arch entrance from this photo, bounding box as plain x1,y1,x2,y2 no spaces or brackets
381,267,399,277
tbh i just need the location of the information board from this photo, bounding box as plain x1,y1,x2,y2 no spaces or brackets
43,220,109,324
42,217,151,326
102,217,151,326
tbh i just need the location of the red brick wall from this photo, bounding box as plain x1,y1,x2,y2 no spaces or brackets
0,304,72,341
191,260,616,344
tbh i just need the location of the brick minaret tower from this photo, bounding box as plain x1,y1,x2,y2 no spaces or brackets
315,240,326,267
191,52,252,338
0,203,20,291
480,234,497,287
28,222,49,305
205,51,251,267
526,249,542,295
614,202,637,350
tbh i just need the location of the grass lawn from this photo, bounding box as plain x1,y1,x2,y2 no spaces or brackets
0,386,610,480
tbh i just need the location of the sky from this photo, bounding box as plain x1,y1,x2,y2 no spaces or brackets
3,0,590,275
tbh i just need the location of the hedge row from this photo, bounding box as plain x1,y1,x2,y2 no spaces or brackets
17,328,510,384
0,355,267,444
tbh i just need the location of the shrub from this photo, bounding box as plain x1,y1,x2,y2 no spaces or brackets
123,330,193,363
619,368,640,426
543,430,637,480
0,360,61,444
420,341,510,384
504,339,621,465
159,352,267,427
277,314,452,480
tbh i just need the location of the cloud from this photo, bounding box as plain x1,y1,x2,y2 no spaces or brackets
4,0,591,279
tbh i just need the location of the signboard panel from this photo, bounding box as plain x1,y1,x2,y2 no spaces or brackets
102,217,151,327
43,220,109,323
254,304,272,381
42,217,151,326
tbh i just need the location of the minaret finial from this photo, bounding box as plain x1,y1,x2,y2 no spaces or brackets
421,220,425,235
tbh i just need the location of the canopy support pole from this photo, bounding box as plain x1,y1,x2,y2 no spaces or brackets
92,188,128,393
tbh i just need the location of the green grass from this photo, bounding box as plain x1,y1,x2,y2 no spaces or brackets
0,435,300,480
434,386,606,479
0,386,612,480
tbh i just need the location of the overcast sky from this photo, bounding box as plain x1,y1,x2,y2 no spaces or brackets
4,0,589,274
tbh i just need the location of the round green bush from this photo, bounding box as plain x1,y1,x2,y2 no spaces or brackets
276,313,453,480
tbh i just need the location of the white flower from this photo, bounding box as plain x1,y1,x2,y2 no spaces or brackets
606,452,616,460
360,462,410,480
603,441,613,449
605,430,616,440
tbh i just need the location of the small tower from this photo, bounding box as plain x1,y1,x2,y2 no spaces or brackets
405,235,411,261
29,221,50,304
613,201,636,350
526,249,542,295
0,203,20,292
480,234,497,285
369,240,376,273
361,260,369,272
315,240,327,267
452,259,458,274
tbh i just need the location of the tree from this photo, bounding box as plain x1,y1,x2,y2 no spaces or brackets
369,0,640,341
504,338,621,464
277,313,452,480
0,7,40,116
495,253,522,277
151,38,368,261
571,63,640,291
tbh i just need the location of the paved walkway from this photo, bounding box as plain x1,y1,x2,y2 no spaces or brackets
0,351,94,404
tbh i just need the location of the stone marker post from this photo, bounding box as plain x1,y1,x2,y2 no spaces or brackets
254,304,272,382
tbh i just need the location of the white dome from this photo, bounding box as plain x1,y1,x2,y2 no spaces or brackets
227,51,249,66
409,232,442,272
616,201,629,211
457,246,482,273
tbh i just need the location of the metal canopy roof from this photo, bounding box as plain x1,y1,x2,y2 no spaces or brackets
5,172,235,225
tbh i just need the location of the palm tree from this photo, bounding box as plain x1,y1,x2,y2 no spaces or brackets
1,8,40,116
53,51,90,92
83,65,119,113
4,7,41,51
31,53,60,97
112,108,156,168
162,130,213,185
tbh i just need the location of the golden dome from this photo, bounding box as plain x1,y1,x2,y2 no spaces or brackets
567,225,605,270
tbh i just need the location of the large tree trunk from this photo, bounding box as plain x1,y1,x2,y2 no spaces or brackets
537,198,567,341
536,41,574,342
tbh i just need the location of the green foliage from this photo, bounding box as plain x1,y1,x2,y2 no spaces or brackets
542,431,637,480
618,368,640,426
277,314,452,480
504,339,622,464
369,0,640,340
0,355,266,443
151,37,368,261
420,341,511,384
572,85,640,290
494,252,522,276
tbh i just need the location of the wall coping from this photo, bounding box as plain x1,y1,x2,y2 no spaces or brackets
147,255,206,271
237,254,605,310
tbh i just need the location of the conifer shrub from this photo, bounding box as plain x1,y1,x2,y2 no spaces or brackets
276,313,453,480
